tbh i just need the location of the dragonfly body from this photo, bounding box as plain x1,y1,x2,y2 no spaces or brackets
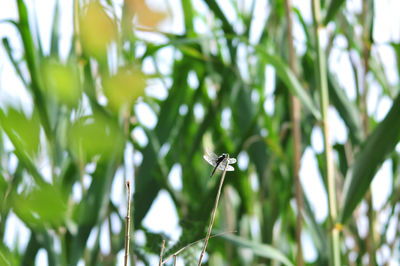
211,153,227,177
203,151,236,177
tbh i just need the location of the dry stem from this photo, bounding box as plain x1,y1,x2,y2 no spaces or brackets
161,231,234,265
124,181,132,266
159,240,166,266
284,0,304,265
198,155,229,265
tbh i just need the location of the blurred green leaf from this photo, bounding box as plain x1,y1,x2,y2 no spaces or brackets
13,183,67,227
16,0,52,139
103,67,146,111
391,42,400,80
324,0,345,25
0,246,13,266
134,60,190,228
1,37,29,88
255,49,322,120
67,155,121,265
303,195,329,262
50,0,60,57
328,73,364,144
0,107,40,156
340,93,400,223
220,233,294,266
0,108,45,185
67,113,124,161
369,50,397,98
42,58,81,107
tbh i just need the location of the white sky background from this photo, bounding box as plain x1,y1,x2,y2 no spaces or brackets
1,0,400,265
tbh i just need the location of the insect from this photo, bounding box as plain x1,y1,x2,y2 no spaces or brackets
203,150,237,177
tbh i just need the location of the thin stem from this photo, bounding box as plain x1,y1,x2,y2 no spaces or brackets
162,231,235,265
198,156,230,265
284,0,303,265
311,1,341,265
73,0,82,56
361,0,370,132
159,240,166,266
124,181,132,266
361,0,375,263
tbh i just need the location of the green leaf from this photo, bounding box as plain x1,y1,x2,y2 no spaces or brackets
134,61,189,228
220,233,294,266
1,37,29,88
256,50,321,120
103,67,146,112
41,58,82,107
68,155,120,265
0,246,14,266
67,113,124,161
0,107,40,156
21,234,40,266
181,0,194,34
340,93,400,223
369,52,397,98
391,42,400,81
303,195,329,262
21,232,58,266
13,183,67,228
16,0,52,140
328,73,364,144
50,0,60,57
324,0,346,25
0,107,44,185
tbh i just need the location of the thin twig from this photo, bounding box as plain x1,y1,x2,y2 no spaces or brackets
198,155,230,265
284,0,303,265
162,231,235,265
159,240,166,266
124,181,132,266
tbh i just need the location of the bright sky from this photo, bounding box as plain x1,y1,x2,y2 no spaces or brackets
1,0,400,265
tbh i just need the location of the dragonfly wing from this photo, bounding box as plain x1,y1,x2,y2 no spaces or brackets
206,149,218,160
228,158,237,164
217,164,234,171
225,165,235,171
203,154,217,166
204,150,236,172
217,162,234,171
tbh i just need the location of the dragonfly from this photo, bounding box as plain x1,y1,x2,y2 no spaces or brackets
203,150,237,177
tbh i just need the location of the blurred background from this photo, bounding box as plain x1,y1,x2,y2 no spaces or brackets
1,0,400,265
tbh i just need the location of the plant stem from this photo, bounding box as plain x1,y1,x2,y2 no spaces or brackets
311,1,341,265
198,155,230,265
361,0,375,263
124,181,132,266
284,0,304,265
159,240,166,266
162,231,234,265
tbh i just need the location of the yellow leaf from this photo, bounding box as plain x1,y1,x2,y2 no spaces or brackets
125,0,167,28
103,67,146,111
80,3,117,58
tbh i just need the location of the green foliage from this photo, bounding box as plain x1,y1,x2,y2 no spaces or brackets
1,0,400,265
13,183,67,228
41,59,82,107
